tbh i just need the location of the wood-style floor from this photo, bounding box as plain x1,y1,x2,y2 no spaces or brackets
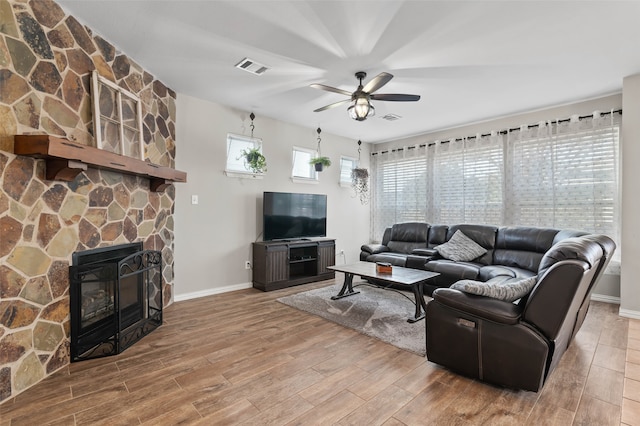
1,279,638,425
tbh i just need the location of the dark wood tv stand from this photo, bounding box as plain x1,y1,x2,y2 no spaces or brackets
252,239,335,291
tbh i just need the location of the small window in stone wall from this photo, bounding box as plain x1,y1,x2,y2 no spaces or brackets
91,71,143,160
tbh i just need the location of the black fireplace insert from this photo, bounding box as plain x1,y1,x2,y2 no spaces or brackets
69,242,162,362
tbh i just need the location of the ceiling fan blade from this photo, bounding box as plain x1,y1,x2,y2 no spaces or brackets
370,93,421,102
309,83,352,97
362,72,393,93
314,99,350,112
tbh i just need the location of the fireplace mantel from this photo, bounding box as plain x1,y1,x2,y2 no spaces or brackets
14,135,187,192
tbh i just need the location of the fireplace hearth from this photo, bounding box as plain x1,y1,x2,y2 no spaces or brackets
69,243,163,362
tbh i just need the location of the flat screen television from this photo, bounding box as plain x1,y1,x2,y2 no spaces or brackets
263,192,327,241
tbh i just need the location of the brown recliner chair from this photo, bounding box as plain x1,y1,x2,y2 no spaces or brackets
425,234,615,391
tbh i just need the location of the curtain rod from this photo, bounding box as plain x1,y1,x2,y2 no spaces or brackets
371,108,622,156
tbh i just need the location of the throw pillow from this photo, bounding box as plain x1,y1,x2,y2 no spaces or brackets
435,230,487,262
450,276,538,302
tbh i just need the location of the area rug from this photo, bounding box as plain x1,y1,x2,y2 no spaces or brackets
277,283,428,356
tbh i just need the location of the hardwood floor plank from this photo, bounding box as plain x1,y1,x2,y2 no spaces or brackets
196,398,260,425
240,395,314,426
622,397,640,426
191,372,276,418
298,365,369,405
287,389,365,425
74,377,181,425
8,384,129,426
247,369,324,411
430,380,508,425
593,343,627,373
524,401,574,425
628,348,640,365
141,403,203,425
348,352,425,401
624,377,640,403
573,394,620,425
535,365,587,413
393,379,471,425
583,364,624,405
392,361,447,395
337,384,414,426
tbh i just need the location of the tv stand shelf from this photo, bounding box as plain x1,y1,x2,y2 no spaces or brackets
252,239,335,291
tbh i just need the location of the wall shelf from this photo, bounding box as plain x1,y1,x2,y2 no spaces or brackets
13,135,187,192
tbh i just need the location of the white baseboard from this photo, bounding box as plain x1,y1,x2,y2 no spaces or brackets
619,308,640,320
173,282,253,302
589,294,640,319
590,293,620,304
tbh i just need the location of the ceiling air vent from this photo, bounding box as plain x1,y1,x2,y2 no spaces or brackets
235,57,269,75
381,113,402,121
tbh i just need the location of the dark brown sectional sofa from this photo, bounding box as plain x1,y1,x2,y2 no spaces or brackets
361,222,590,296
360,222,616,391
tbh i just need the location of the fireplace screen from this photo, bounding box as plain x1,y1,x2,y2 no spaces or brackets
70,243,162,362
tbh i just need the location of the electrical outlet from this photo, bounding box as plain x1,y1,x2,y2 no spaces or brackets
191,195,199,205
245,261,251,270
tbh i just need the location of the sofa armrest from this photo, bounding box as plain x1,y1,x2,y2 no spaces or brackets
411,248,439,257
431,288,523,325
361,244,390,255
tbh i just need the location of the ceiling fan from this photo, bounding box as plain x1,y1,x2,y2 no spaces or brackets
310,71,420,121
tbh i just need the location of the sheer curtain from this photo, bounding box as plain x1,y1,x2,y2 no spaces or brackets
371,145,429,239
370,111,621,270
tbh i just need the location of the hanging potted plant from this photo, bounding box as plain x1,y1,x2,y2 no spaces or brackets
309,156,331,172
239,147,267,174
351,167,369,203
351,140,369,204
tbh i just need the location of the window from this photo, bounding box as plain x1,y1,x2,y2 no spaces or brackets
292,146,317,182
339,156,357,186
225,133,263,176
371,112,621,259
371,148,428,239
91,71,143,159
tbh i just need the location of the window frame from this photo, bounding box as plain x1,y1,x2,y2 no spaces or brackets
91,71,144,160
225,133,265,178
339,156,357,187
291,145,319,183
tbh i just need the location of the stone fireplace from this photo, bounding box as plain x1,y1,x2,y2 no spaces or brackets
0,0,181,403
69,242,162,362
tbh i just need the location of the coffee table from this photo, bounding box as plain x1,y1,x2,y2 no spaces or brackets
327,262,439,323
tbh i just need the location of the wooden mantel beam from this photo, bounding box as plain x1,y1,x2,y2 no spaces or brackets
13,135,187,192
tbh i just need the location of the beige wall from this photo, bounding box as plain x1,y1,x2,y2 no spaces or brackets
375,94,624,303
621,74,640,318
173,94,371,299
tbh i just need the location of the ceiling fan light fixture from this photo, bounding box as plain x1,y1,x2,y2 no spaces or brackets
348,96,375,121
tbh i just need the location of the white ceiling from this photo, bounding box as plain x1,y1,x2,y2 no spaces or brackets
57,0,640,143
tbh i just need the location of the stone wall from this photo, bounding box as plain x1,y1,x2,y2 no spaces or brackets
0,0,178,403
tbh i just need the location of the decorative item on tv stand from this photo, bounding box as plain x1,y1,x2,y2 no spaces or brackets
309,127,331,172
239,112,267,174
351,140,369,204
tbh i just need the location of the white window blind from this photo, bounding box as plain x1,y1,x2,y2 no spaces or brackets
371,148,428,239
506,120,619,239
371,112,621,259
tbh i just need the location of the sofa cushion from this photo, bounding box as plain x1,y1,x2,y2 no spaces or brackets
451,276,537,302
478,265,536,282
424,259,482,281
385,222,430,254
364,252,408,267
435,230,487,262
